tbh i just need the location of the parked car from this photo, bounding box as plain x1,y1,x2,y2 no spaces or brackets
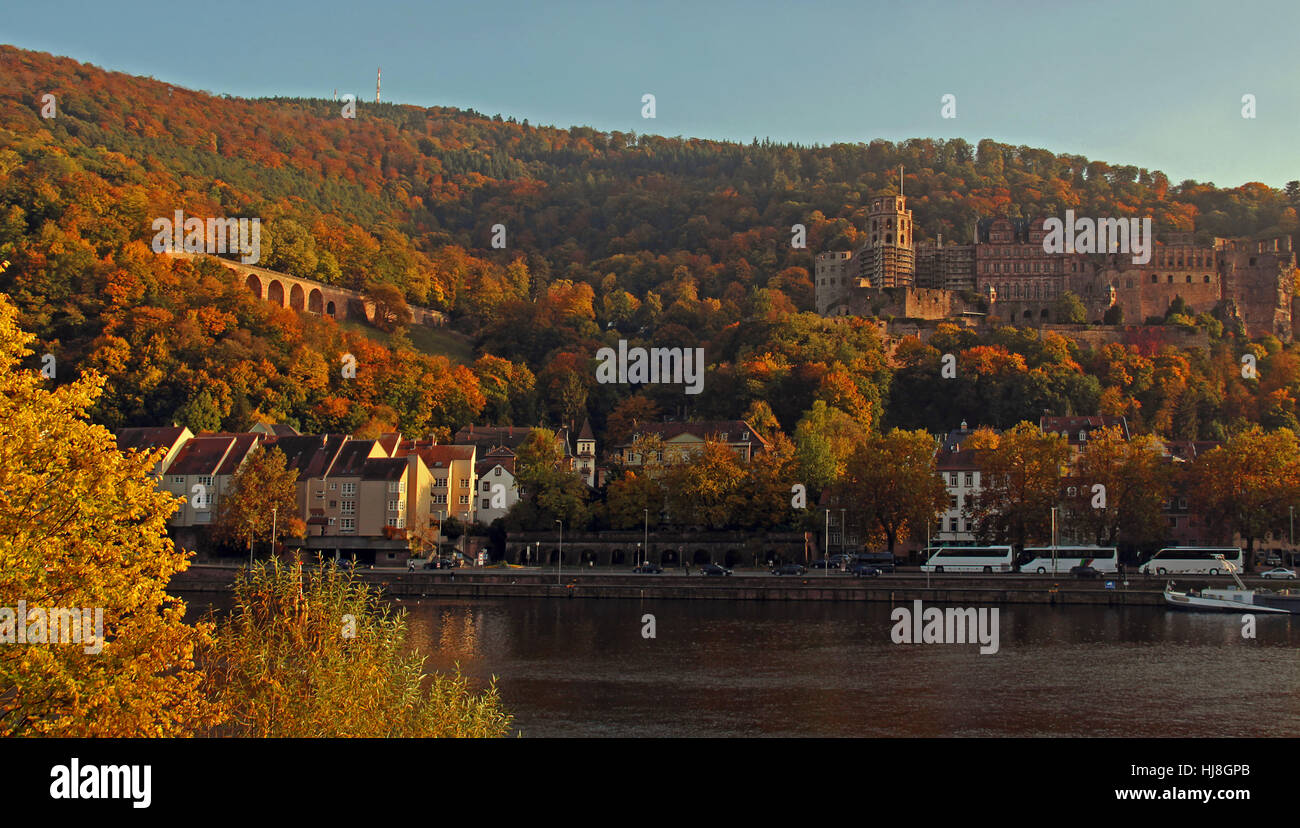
423,557,459,570
1070,564,1101,578
771,563,806,576
1261,567,1297,580
700,563,732,577
849,564,882,578
633,562,664,574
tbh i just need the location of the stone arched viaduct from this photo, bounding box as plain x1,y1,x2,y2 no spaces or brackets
166,251,447,326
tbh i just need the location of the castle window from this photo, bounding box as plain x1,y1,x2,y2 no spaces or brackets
1151,274,1158,284
1204,275,1211,283
1186,275,1192,283
885,234,892,244
1126,279,1134,288
1168,275,1174,283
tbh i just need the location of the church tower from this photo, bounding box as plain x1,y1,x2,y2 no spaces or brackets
861,193,915,287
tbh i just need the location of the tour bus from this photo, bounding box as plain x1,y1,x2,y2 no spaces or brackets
921,545,1016,573
1139,547,1244,576
1020,546,1119,575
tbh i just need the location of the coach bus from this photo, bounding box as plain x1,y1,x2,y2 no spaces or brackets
921,545,1016,573
1139,547,1244,576
1020,546,1119,575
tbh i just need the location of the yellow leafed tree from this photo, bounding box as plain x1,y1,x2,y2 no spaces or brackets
0,292,222,736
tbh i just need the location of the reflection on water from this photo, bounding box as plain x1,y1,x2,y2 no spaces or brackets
181,593,1300,738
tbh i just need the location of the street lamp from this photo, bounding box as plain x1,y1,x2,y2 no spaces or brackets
824,508,829,577
555,519,563,586
643,508,649,567
1050,506,1058,575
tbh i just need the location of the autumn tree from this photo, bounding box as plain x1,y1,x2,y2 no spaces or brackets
1187,427,1300,569
215,446,304,559
835,429,949,556
365,282,413,333
1066,427,1172,548
0,294,221,736
967,422,1071,548
200,559,511,737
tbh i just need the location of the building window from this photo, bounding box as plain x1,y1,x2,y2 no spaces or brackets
327,517,336,526
495,467,502,476
341,482,356,495
341,518,355,532
459,495,469,505
341,501,356,514
387,500,404,512
482,499,491,510
198,475,213,486
329,482,338,490
460,478,469,488
169,475,185,484
964,472,972,486
482,481,491,491
432,494,447,505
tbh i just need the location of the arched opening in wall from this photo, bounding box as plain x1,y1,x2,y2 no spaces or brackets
662,549,680,566
580,549,597,566
308,289,323,314
1041,308,1050,319
326,301,337,318
1151,274,1159,284
267,280,285,306
1023,309,1033,319
289,284,306,311
245,273,262,298
885,234,892,244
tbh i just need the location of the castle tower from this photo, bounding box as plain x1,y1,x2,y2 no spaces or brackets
861,194,915,287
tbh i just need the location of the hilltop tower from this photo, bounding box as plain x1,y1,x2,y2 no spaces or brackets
860,193,915,287
376,67,381,104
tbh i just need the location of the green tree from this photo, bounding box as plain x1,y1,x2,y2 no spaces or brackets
1054,291,1087,325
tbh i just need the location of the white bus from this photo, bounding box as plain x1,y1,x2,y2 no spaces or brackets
1139,547,1244,576
1020,546,1118,575
921,545,1015,573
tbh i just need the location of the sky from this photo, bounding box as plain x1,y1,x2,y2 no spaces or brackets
5,0,1298,187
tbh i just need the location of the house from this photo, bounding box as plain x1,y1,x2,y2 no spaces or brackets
1039,415,1130,457
474,447,519,525
612,420,769,466
934,422,986,544
395,441,477,526
159,433,261,526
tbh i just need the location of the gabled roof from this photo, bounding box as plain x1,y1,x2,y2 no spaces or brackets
362,458,407,481
578,419,595,441
214,434,261,475
168,436,239,476
269,434,350,479
331,440,380,477
398,444,475,469
115,426,190,453
1039,415,1130,443
476,456,516,477
375,432,402,457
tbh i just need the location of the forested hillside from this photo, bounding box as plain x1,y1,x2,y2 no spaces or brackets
2,44,1299,446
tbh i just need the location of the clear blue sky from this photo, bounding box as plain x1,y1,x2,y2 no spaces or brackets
6,0,1298,187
